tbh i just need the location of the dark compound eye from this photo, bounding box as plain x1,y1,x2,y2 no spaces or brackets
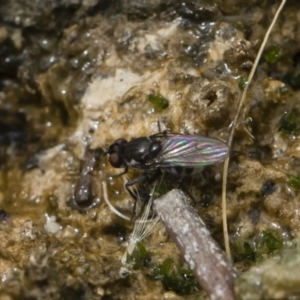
109,153,122,168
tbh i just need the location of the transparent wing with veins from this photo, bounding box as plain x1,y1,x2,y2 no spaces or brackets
149,134,229,168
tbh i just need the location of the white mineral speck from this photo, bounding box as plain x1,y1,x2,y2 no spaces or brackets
44,214,61,235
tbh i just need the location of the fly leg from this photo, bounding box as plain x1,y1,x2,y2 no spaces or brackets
168,175,198,205
125,173,149,221
156,118,169,134
125,169,161,219
125,173,148,200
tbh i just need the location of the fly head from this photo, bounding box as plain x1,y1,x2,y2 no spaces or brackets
107,138,128,168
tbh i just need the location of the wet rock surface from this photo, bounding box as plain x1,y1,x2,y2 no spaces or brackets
0,0,300,299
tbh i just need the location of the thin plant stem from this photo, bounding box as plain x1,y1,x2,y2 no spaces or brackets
222,0,286,260
102,181,131,221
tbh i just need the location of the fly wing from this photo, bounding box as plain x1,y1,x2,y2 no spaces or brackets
152,135,229,168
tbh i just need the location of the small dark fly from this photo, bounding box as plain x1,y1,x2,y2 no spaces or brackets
103,131,229,201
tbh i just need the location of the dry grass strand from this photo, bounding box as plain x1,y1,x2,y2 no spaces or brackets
221,0,287,260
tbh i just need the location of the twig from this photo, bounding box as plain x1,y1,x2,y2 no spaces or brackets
154,189,237,300
221,0,286,260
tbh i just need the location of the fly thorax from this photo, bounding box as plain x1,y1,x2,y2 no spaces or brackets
127,159,141,168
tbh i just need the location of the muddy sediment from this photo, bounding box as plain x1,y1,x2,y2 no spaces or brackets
0,1,300,299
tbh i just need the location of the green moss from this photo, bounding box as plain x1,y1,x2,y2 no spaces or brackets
233,231,283,264
148,93,169,112
238,76,248,90
148,258,199,295
264,46,281,64
279,109,300,134
233,239,257,262
287,174,300,190
257,230,283,255
127,242,151,270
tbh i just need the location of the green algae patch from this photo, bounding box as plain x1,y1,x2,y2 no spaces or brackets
264,46,281,64
233,231,283,265
287,174,300,190
126,241,151,270
148,258,199,295
258,230,283,255
147,93,169,112
238,76,248,90
234,240,257,263
235,237,300,300
279,109,300,135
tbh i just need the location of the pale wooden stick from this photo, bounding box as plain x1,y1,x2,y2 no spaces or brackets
154,189,237,300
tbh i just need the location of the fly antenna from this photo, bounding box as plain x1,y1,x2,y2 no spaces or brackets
101,147,108,157
157,119,162,133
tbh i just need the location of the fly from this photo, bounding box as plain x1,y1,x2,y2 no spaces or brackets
103,131,229,201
